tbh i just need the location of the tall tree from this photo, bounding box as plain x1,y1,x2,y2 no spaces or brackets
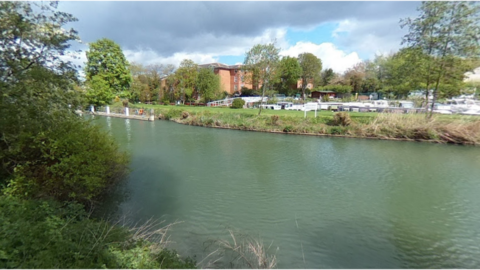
298,53,322,100
85,38,132,101
196,68,220,103
0,1,129,200
275,56,302,95
320,68,335,86
243,43,280,115
175,59,198,104
0,1,82,139
343,62,366,94
401,1,480,117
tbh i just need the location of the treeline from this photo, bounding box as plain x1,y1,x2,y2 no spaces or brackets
82,43,226,105
0,2,194,268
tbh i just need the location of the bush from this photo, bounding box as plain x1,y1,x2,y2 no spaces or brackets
283,125,293,133
0,196,196,269
2,116,129,205
271,115,279,125
164,109,183,120
231,98,245,109
333,112,352,126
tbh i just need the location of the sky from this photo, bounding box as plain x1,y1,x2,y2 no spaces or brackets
59,1,421,74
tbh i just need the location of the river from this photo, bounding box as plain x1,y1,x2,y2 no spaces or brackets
93,116,480,268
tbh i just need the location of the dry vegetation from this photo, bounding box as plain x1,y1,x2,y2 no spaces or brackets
156,107,480,145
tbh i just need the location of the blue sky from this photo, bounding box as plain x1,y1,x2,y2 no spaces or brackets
218,23,348,65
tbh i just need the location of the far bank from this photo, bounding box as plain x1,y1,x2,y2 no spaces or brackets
108,104,480,146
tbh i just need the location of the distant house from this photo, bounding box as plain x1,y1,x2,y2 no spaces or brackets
311,91,336,99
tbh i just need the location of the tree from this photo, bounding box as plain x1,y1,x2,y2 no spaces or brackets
243,43,280,115
85,38,132,100
275,56,302,96
343,62,366,94
320,68,335,86
401,1,480,117
85,75,115,106
129,63,163,103
0,2,79,87
298,53,322,100
0,1,129,203
196,68,220,103
175,59,198,104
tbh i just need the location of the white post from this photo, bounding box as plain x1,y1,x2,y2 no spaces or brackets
90,105,95,113
106,106,110,114
304,107,307,118
149,109,154,121
125,107,129,116
315,107,317,118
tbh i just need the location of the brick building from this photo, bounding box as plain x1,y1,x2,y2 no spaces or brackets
198,63,253,94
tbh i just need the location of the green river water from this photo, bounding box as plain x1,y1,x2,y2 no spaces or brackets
93,116,480,268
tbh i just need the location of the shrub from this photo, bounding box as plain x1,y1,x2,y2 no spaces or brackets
283,125,293,133
231,98,245,109
329,126,345,134
333,112,352,126
164,109,183,120
2,116,129,205
0,196,196,269
182,111,190,119
271,115,279,125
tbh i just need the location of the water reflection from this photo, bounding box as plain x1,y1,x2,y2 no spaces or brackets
125,119,131,145
91,117,480,269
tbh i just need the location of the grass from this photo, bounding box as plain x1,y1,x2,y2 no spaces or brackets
111,102,480,145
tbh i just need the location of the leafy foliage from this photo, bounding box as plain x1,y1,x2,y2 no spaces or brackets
401,1,480,116
298,53,322,99
231,98,246,109
85,75,115,106
176,59,198,103
196,68,220,103
3,115,129,204
0,197,196,269
0,1,79,87
0,1,129,206
275,56,302,95
243,43,280,115
85,38,132,100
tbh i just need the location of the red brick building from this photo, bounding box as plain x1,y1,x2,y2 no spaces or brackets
198,63,253,94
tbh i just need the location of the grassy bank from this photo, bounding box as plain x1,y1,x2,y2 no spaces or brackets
127,104,480,145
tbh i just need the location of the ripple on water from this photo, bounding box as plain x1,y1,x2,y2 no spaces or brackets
94,118,480,269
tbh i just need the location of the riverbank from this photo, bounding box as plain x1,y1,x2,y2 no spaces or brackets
146,106,480,145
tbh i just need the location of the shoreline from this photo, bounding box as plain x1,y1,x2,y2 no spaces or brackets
96,106,480,146
167,118,449,145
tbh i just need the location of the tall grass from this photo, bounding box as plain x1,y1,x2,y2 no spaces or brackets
200,229,278,269
156,107,480,145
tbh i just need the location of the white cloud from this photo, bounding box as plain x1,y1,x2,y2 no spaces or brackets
120,28,289,68
331,19,406,59
280,41,361,73
332,19,357,38
123,49,219,67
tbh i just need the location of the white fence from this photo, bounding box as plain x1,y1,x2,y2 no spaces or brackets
206,97,268,107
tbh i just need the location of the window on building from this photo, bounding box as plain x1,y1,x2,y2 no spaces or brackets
241,75,244,82
234,75,238,83
234,85,238,91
